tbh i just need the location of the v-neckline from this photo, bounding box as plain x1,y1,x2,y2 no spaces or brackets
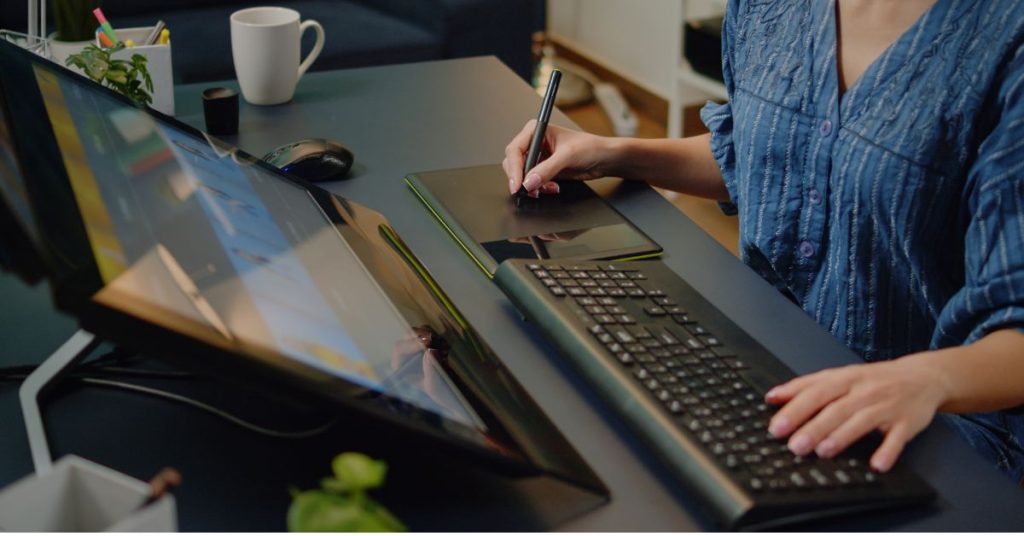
828,0,946,108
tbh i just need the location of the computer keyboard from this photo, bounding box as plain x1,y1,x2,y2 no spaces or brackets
494,259,935,529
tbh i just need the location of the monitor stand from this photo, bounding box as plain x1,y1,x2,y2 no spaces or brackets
19,329,99,475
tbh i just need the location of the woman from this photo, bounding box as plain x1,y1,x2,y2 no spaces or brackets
503,0,1024,481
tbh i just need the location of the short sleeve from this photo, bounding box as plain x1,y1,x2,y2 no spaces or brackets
932,44,1024,347
700,0,740,209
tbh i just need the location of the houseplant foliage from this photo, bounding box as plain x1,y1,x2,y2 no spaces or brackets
53,0,101,42
288,452,406,532
65,44,154,106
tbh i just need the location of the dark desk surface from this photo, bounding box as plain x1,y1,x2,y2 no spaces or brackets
2,56,1023,530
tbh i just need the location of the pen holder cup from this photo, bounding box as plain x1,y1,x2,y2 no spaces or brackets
96,26,175,116
0,455,177,531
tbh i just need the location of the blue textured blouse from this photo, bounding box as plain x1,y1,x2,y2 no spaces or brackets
701,0,1024,361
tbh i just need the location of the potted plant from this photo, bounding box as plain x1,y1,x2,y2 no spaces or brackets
65,44,154,106
50,0,101,64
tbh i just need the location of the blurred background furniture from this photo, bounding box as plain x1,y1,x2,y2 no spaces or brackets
1,0,544,83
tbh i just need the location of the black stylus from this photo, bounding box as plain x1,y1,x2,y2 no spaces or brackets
517,69,562,199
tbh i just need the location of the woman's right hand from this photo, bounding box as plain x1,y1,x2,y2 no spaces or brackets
502,120,618,196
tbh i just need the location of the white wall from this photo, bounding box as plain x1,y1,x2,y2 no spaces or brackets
548,0,726,103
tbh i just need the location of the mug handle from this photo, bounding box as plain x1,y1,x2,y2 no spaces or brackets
297,19,325,79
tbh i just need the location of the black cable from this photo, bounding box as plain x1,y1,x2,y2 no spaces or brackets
1,363,336,439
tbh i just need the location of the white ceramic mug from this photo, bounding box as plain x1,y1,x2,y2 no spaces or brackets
230,7,324,105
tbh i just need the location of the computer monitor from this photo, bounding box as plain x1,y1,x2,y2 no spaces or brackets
0,38,605,496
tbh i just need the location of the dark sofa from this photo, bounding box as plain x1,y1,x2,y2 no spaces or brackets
1,0,541,83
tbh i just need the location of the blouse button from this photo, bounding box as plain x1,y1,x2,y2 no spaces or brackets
819,119,833,136
799,241,815,258
809,188,822,205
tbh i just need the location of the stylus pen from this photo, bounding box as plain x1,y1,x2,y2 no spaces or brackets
517,69,562,199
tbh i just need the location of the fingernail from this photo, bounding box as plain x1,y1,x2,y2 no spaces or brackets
768,416,789,437
871,454,893,473
816,438,837,458
543,182,561,194
765,387,780,400
789,434,812,455
523,172,541,191
528,189,540,199
509,178,517,195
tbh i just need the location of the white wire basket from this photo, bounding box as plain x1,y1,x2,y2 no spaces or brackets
0,29,51,59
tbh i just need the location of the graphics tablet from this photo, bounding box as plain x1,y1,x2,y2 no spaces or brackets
0,38,605,501
406,165,662,277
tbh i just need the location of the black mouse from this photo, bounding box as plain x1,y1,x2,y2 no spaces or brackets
262,138,354,182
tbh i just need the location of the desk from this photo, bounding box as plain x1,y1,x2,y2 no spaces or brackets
2,56,1023,530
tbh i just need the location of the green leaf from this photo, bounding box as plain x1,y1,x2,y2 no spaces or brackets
287,491,399,532
319,477,350,494
105,69,128,85
331,453,387,491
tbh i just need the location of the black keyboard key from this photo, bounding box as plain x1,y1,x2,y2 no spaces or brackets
594,314,616,324
608,288,627,297
612,328,636,344
541,278,558,287
672,313,695,324
596,332,614,344
653,297,677,306
628,325,653,339
657,329,680,346
532,270,549,279
577,296,598,306
626,271,647,280
597,297,618,306
617,314,637,324
550,270,570,279
587,287,608,296
627,288,647,297
723,356,749,369
688,324,709,336
616,352,635,365
579,279,598,288
549,286,566,296
585,305,607,315
606,306,626,315
567,287,586,296
702,336,723,347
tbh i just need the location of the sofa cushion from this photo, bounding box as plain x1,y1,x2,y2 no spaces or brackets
113,0,443,83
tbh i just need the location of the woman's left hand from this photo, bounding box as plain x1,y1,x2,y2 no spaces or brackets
765,354,950,472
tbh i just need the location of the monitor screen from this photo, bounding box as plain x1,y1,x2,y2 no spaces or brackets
0,41,605,491
33,62,491,428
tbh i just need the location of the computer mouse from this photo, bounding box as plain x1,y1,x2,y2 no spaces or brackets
262,138,354,182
